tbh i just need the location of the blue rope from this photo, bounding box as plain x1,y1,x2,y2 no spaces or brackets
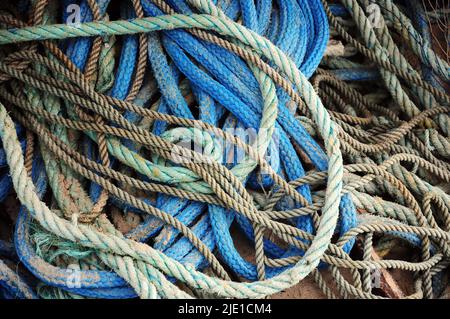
329,67,381,81
9,0,359,297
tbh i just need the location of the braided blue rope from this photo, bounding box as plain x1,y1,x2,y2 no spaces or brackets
148,0,356,280
329,67,381,81
0,259,37,299
84,1,140,206
406,0,446,92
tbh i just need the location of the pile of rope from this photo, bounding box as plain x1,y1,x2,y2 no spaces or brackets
0,0,448,299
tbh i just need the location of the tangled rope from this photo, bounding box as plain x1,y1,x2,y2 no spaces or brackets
0,0,448,299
